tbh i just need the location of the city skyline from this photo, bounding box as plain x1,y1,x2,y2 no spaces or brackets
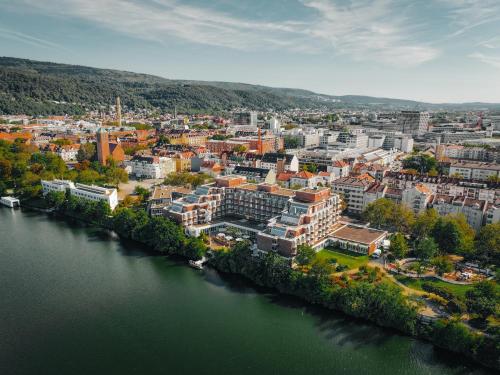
1,0,500,103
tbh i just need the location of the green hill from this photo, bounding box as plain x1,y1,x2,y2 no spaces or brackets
0,57,499,115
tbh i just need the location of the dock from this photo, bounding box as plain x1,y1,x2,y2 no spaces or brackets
0,196,20,208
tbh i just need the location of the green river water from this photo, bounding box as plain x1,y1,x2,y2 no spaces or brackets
0,208,492,375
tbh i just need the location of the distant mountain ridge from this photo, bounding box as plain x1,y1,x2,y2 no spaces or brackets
0,56,499,115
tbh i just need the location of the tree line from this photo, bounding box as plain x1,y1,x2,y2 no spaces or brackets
364,198,499,267
209,241,500,370
0,139,128,199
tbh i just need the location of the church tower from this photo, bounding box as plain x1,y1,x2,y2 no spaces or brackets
116,97,122,127
96,128,110,165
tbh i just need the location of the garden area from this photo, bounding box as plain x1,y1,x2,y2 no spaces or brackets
314,247,369,270
394,275,474,299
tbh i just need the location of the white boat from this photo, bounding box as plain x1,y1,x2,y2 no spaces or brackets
188,256,208,270
188,260,204,270
0,196,20,208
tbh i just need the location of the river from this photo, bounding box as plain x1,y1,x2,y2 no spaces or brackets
0,208,491,375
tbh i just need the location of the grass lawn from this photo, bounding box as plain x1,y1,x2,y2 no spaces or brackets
394,275,474,299
314,248,369,269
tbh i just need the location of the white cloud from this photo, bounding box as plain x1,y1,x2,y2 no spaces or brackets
0,27,63,50
13,0,441,66
469,52,500,69
300,0,439,66
437,0,500,37
479,37,500,50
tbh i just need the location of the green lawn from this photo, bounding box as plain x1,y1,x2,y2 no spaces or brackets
394,275,473,299
314,248,369,269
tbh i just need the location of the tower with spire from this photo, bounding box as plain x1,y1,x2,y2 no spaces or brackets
116,97,122,127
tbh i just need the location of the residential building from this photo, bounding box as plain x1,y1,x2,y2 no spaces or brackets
126,155,175,179
257,188,341,256
148,186,191,217
289,171,317,189
164,130,208,146
329,160,350,178
260,153,299,173
332,174,375,214
485,201,500,225
449,161,500,181
55,144,80,161
431,195,487,231
401,184,433,213
232,166,276,184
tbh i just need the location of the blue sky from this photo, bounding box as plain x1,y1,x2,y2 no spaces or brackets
1,0,500,103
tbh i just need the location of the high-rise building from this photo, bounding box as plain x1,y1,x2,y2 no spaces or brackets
398,111,429,135
233,111,258,126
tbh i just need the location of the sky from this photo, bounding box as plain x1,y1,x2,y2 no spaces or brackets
1,0,500,103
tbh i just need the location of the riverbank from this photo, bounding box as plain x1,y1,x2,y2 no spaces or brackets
22,200,500,371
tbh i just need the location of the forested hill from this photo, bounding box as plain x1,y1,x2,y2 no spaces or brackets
1,57,499,115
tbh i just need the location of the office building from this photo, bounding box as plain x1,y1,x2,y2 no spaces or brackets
398,111,429,135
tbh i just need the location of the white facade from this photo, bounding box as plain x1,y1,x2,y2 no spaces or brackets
401,185,433,214
485,204,500,225
126,156,175,179
261,154,299,173
41,179,75,195
42,180,118,210
449,163,500,181
70,183,118,211
56,146,80,161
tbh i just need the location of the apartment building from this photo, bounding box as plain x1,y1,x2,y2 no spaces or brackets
164,130,208,146
401,184,433,214
430,195,487,231
260,153,299,173
55,144,80,161
485,201,500,225
383,173,500,203
362,182,387,209
223,183,295,222
206,140,251,154
125,155,175,179
332,174,375,214
449,161,500,181
257,188,341,257
232,166,276,184
289,171,317,189
329,160,350,178
442,146,499,163
148,186,191,217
